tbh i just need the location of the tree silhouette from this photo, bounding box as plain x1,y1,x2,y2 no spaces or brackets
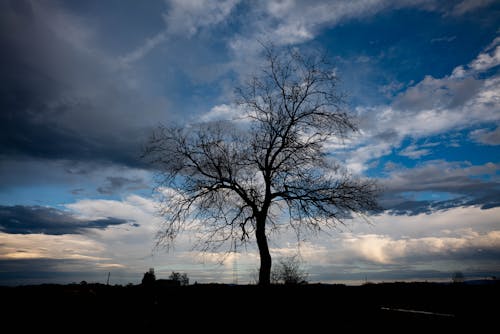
169,271,189,286
271,256,308,285
141,268,156,286
145,45,378,285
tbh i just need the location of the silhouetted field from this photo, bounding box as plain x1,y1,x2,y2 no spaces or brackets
2,281,497,331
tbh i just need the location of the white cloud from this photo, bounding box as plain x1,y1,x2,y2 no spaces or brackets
398,143,431,159
342,36,500,173
379,80,405,97
448,0,495,16
227,0,491,70
3,196,499,284
368,203,500,238
229,0,393,65
300,205,500,264
119,31,168,66
485,37,500,52
67,194,159,224
199,104,248,122
470,44,500,72
61,196,163,272
164,0,239,36
343,230,500,264
0,194,166,274
0,232,108,261
451,36,500,75
344,139,393,174
393,75,483,112
381,160,499,194
120,0,239,66
470,127,500,145
137,0,495,68
339,205,500,266
257,0,448,46
244,206,500,282
64,194,254,280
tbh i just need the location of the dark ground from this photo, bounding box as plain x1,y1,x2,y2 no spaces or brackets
2,282,498,331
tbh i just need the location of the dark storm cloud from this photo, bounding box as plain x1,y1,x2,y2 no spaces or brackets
0,0,166,168
0,205,129,235
0,104,148,167
0,158,137,191
0,258,114,286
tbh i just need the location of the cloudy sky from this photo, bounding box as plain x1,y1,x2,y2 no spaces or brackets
1,0,499,285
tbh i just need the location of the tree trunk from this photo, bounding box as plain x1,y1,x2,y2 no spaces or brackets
256,215,271,285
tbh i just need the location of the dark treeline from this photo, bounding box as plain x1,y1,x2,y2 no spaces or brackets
2,281,498,331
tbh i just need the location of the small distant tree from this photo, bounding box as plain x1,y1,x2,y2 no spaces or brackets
181,273,189,286
169,271,189,286
271,256,308,285
142,268,156,286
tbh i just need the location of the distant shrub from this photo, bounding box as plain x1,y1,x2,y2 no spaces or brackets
271,256,308,285
169,271,189,286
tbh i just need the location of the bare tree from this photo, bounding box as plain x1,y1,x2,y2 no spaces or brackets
271,256,308,285
144,45,379,285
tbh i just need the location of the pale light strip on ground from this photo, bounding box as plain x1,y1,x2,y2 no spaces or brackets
380,307,455,317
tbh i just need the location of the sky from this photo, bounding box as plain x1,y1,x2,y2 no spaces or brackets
1,0,499,286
